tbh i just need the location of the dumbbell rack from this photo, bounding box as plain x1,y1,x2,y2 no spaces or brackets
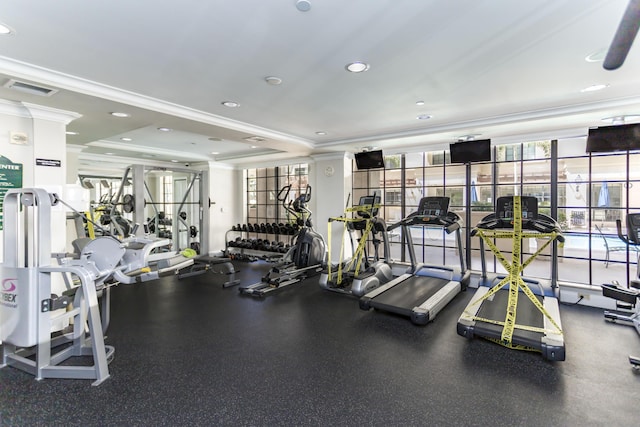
225,223,297,261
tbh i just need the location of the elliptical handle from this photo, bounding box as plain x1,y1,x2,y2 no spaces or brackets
277,185,292,203
303,185,312,203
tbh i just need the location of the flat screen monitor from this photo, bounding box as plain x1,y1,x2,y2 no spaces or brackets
449,139,492,164
354,150,384,170
586,123,640,153
417,197,449,217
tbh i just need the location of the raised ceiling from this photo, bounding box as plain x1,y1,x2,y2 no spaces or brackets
0,0,639,172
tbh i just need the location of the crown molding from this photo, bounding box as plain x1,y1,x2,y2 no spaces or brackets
0,56,314,149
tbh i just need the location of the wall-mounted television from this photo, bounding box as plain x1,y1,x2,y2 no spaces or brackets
449,139,491,164
586,123,640,153
354,150,384,170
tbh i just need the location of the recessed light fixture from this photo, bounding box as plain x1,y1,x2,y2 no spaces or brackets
265,76,283,85
456,134,482,142
416,100,425,106
580,84,609,93
585,49,607,63
345,62,370,73
244,136,267,143
120,137,132,141
211,151,220,155
171,159,179,163
601,115,640,124
416,114,433,120
66,131,79,136
157,127,172,132
250,145,257,149
316,131,327,136
296,0,311,12
0,22,14,35
110,112,130,118
222,101,240,108
105,152,114,155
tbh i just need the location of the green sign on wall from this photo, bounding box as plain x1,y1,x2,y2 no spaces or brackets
0,156,24,231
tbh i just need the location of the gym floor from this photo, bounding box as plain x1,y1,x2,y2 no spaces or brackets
1,261,639,426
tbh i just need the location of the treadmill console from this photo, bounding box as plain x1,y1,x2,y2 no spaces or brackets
476,196,562,235
417,197,450,217
627,213,640,245
496,196,538,223
355,194,381,218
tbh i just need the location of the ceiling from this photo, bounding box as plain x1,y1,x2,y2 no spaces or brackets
1,0,639,174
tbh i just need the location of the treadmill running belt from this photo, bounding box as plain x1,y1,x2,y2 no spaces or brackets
474,289,545,347
370,276,449,315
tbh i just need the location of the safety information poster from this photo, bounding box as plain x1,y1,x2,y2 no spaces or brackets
0,156,23,231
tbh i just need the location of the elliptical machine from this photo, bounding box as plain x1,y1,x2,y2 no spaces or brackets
239,185,326,297
601,213,640,369
318,193,393,297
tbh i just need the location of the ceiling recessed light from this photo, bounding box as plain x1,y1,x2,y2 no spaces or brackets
0,22,14,35
157,127,172,132
66,131,79,136
244,136,267,143
296,0,311,12
265,76,283,85
171,159,179,163
105,152,114,155
416,100,425,106
250,145,257,149
316,131,327,136
416,114,433,120
120,137,132,141
456,134,482,142
345,62,370,73
211,151,220,155
585,49,607,63
601,115,640,124
110,112,130,118
222,101,240,108
580,84,609,93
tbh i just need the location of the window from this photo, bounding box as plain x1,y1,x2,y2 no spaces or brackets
246,164,309,226
351,139,639,289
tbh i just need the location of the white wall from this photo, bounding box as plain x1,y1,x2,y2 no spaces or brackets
311,153,353,261
0,100,80,260
208,162,242,255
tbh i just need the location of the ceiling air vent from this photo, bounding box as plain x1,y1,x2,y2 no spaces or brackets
3,79,58,97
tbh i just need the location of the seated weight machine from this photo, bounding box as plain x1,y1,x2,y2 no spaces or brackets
0,188,194,385
601,213,640,369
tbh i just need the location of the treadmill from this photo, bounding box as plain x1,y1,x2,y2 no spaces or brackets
456,196,566,361
359,197,470,325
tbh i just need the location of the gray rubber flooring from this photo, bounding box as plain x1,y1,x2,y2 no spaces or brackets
1,261,639,426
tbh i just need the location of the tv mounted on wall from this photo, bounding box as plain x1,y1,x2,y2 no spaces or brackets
586,123,640,153
354,150,385,170
449,139,492,164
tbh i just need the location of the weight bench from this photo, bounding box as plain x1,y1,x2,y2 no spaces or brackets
178,255,240,288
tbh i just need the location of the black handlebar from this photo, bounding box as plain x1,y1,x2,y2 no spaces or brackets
473,213,565,242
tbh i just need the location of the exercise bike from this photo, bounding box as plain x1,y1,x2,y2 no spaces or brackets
239,185,326,297
601,213,640,369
